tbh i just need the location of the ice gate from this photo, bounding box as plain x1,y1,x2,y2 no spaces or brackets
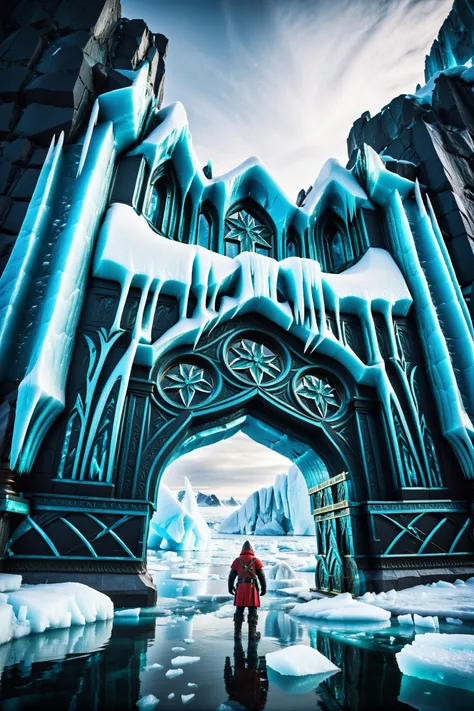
1,15,474,606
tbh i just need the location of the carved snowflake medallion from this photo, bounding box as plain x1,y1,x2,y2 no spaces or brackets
163,363,213,407
295,373,341,418
228,339,280,385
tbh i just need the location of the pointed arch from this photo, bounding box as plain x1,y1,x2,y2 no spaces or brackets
197,200,217,252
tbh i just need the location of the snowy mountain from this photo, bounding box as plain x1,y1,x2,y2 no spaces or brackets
218,465,314,536
177,490,221,507
175,491,242,507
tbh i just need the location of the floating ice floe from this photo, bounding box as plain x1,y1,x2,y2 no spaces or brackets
267,562,305,591
171,656,200,666
187,683,198,688
184,638,194,644
172,646,186,652
359,578,474,621
266,644,340,694
171,573,208,582
115,608,140,618
166,668,183,678
290,592,391,623
137,694,159,709
396,633,474,692
5,582,113,637
168,693,175,699
397,614,414,626
144,663,164,671
413,613,439,630
446,618,463,625
266,644,339,676
181,695,195,705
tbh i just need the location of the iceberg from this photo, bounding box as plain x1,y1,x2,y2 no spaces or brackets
396,633,474,692
290,592,391,622
148,477,210,551
219,465,314,536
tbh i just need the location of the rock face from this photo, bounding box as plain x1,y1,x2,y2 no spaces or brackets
425,0,474,80
219,466,314,536
0,0,167,275
347,0,474,315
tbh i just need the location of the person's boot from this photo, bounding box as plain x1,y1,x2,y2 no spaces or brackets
233,613,243,640
248,612,261,641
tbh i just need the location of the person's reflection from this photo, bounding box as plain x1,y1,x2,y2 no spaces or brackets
224,639,268,710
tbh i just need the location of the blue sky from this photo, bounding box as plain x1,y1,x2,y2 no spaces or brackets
124,0,452,497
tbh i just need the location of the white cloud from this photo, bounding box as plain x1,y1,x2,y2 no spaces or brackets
162,431,292,498
127,0,452,199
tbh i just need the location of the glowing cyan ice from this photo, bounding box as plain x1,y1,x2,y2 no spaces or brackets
148,478,210,551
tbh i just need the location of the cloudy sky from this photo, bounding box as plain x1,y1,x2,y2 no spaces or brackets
124,0,451,497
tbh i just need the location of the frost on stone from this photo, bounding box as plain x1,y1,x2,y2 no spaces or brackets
290,592,391,623
396,633,474,692
219,466,314,536
148,478,210,551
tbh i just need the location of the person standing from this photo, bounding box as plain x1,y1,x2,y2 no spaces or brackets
228,540,266,640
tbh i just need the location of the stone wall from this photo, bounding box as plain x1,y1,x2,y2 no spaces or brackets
0,0,167,276
347,1,474,317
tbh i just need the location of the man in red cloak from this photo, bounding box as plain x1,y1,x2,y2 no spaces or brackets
228,540,266,640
